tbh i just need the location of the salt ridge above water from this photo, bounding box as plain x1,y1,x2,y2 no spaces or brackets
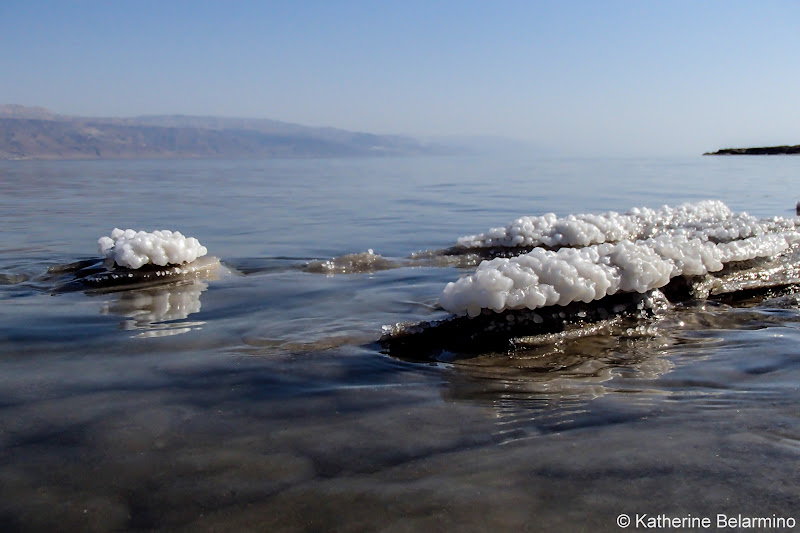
456,200,796,249
441,201,800,316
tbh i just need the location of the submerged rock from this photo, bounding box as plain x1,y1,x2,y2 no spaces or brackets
49,255,223,292
380,290,668,359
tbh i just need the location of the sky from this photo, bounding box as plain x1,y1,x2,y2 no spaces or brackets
1,0,799,156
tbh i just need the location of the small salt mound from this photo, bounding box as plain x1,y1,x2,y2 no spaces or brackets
98,228,208,269
440,232,796,317
304,250,399,274
455,200,781,249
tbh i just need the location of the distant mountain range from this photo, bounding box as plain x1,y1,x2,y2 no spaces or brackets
0,105,467,160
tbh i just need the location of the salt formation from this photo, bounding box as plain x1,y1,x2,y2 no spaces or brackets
441,202,800,317
98,228,208,269
304,250,398,274
456,200,797,249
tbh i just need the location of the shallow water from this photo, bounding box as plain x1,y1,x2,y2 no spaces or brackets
1,156,799,531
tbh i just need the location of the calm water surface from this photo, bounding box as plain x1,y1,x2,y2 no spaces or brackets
0,156,798,531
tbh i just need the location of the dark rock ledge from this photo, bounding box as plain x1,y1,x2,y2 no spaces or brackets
704,145,800,155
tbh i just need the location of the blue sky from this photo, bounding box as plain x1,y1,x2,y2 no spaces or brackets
2,1,799,155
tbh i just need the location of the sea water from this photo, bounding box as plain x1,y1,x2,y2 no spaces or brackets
0,155,798,531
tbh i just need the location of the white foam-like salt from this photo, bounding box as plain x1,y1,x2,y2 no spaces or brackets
441,202,800,316
98,228,208,269
456,200,797,249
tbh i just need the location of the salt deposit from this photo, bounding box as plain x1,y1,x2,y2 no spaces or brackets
456,200,797,249
441,230,799,317
98,228,208,269
303,250,398,274
75,256,223,290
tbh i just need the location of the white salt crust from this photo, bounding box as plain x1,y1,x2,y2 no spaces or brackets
441,207,800,317
98,228,208,269
457,200,798,249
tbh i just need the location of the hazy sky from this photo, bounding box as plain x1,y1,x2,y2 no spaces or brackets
2,1,799,155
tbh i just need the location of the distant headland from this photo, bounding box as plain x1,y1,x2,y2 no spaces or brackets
0,104,458,160
704,145,800,156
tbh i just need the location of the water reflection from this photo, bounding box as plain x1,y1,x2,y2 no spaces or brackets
98,280,208,337
432,315,673,443
427,291,800,443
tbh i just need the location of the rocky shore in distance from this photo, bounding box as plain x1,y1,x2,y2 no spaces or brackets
704,145,800,155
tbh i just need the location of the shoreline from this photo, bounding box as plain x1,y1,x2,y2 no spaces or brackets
704,145,800,155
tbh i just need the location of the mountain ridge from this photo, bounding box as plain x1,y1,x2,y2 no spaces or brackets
0,105,456,160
